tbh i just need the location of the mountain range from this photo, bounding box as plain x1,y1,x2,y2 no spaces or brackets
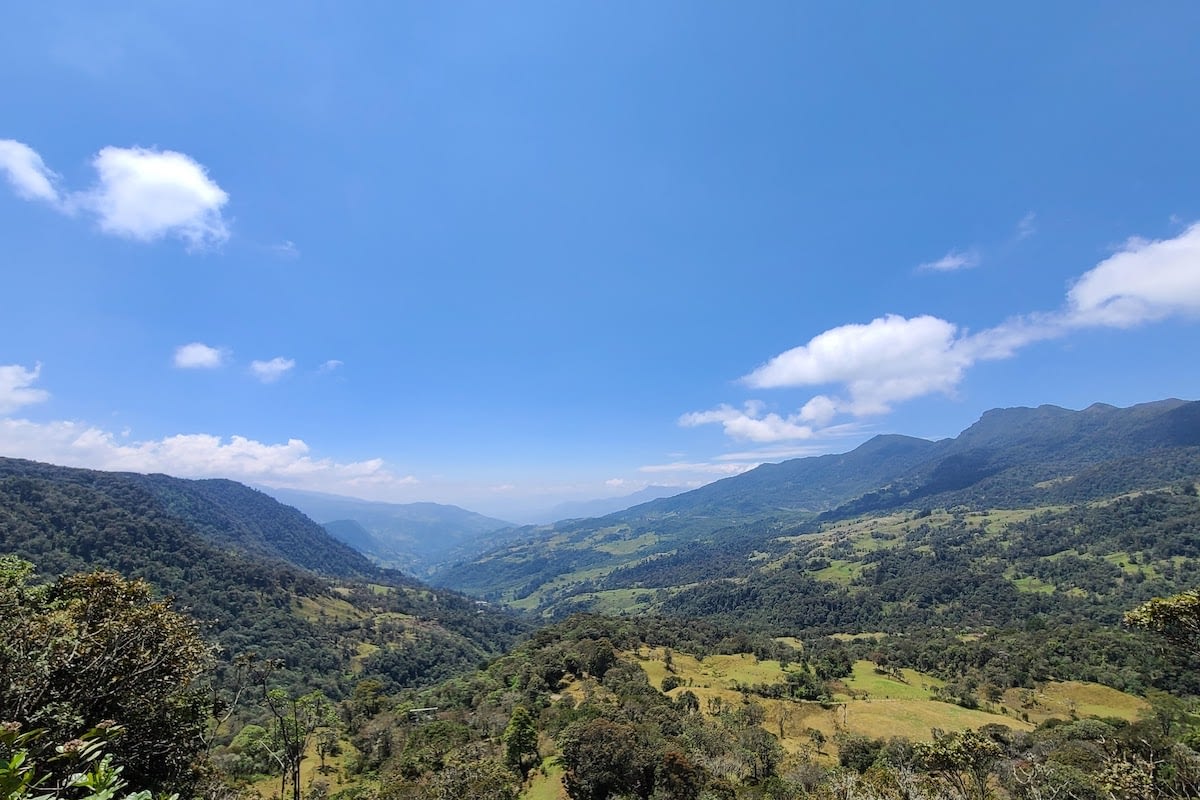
431,399,1200,621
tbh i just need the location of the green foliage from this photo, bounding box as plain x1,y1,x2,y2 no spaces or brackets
259,685,338,800
559,718,658,800
0,558,211,794
915,729,1004,800
0,721,175,800
1126,588,1200,655
501,706,538,779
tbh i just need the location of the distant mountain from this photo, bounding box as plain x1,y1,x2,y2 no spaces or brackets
432,399,1200,617
260,487,512,574
533,485,685,523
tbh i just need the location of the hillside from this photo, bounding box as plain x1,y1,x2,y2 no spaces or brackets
337,612,1191,800
0,458,378,578
0,458,529,697
533,484,686,523
432,400,1200,626
261,486,512,574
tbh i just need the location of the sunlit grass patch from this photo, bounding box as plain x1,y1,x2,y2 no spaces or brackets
836,660,943,701
812,559,863,584
841,698,1029,743
521,757,567,800
293,594,368,623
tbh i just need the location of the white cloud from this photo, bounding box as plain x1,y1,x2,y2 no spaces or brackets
1066,222,1200,327
605,478,627,488
742,314,972,416
679,401,816,443
798,394,838,425
318,359,344,373
0,140,229,248
79,146,229,246
917,249,980,272
0,417,416,492
0,140,59,202
173,342,224,369
692,221,1200,446
0,363,50,414
251,357,295,383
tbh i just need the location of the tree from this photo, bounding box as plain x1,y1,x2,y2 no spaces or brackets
421,755,519,800
915,729,1003,800
1125,589,1200,654
259,683,337,800
559,719,658,800
502,706,539,780
0,557,212,794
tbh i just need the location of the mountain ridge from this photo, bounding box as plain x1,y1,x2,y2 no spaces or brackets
431,398,1200,614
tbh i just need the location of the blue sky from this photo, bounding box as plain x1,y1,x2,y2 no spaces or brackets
2,3,1199,520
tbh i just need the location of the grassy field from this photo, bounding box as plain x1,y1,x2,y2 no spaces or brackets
812,559,864,584
522,758,568,800
293,594,368,624
633,648,1152,765
835,660,943,701
1003,681,1149,724
558,587,658,615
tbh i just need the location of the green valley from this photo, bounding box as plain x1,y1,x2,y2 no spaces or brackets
3,400,1200,799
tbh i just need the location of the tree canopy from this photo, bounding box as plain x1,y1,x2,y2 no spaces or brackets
0,556,213,794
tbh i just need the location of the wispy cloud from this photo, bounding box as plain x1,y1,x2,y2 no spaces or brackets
638,461,759,476
0,363,50,414
271,240,300,259
679,401,817,443
0,140,59,202
917,248,980,272
173,342,225,369
318,359,343,373
687,221,1200,443
250,357,295,383
1015,212,1037,241
0,139,229,249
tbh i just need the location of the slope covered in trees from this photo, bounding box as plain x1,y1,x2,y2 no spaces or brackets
0,458,529,701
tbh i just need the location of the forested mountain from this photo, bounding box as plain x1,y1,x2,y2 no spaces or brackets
0,458,378,577
0,458,529,698
433,400,1200,622
262,486,512,574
